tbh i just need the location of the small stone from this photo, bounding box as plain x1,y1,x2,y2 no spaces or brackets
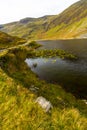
29,85,39,93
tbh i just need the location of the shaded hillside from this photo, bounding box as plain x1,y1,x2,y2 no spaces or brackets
1,0,87,39
0,31,26,49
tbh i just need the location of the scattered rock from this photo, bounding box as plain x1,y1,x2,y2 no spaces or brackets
30,85,39,93
35,96,53,112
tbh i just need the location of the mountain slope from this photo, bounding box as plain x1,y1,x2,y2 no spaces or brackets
1,0,87,39
0,31,26,49
0,15,55,40
45,0,87,39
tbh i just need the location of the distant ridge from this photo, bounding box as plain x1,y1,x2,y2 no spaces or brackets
1,0,87,39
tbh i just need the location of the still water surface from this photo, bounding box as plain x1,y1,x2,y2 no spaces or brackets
26,39,87,99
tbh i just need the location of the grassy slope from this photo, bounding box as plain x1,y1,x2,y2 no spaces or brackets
1,0,87,39
0,31,26,49
0,44,87,129
45,0,87,39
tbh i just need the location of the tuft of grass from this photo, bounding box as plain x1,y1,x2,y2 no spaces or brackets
28,41,42,49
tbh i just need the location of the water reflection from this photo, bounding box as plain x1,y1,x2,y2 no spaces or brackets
25,57,87,99
25,40,87,99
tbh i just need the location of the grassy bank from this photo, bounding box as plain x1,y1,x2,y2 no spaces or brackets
0,43,87,129
0,31,26,49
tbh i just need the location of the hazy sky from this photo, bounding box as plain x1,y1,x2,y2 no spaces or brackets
0,0,79,24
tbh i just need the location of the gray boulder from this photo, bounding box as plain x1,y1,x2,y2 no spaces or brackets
35,96,53,112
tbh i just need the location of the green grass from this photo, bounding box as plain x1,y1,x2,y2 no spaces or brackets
0,44,87,129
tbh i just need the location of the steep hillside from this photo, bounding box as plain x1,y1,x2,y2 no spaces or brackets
45,0,87,39
0,31,26,49
1,0,87,39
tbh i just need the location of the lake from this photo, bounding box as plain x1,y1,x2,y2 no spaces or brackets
25,39,87,99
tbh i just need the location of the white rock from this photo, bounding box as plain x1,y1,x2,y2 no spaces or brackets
35,96,53,112
82,100,87,105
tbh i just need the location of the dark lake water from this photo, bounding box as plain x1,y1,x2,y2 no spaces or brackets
25,39,87,99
